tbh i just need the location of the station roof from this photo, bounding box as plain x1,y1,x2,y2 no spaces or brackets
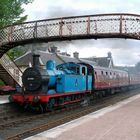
14,50,113,68
14,51,81,66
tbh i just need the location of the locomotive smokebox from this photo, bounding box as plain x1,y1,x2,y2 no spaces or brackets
33,54,40,69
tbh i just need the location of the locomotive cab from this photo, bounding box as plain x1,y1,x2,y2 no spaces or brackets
56,63,92,93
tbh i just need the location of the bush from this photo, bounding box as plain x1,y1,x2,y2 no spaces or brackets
0,79,5,85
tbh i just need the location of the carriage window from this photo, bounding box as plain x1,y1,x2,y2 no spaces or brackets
106,72,108,75
82,67,86,75
101,71,103,75
95,71,97,79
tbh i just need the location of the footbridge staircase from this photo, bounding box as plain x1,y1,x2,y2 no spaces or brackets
0,54,22,87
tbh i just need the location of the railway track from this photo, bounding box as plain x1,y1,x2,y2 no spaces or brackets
0,103,35,124
0,89,139,140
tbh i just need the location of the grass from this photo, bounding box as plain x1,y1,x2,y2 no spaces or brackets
0,79,5,85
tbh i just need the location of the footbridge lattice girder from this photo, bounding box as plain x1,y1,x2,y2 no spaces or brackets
0,13,140,57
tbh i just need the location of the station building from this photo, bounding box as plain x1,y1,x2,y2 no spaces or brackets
14,47,114,72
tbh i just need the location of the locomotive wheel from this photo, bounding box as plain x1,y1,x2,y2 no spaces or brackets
59,97,64,104
47,98,55,110
39,104,44,113
81,96,90,107
102,91,106,97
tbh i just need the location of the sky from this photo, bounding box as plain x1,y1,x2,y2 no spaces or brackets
23,0,140,66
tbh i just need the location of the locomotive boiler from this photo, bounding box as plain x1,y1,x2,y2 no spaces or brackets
22,54,64,94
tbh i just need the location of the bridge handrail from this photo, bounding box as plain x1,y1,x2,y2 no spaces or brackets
1,13,140,29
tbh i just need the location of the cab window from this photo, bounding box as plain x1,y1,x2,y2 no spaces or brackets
76,67,80,74
82,67,86,75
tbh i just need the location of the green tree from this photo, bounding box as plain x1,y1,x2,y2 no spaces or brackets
0,0,33,28
135,62,140,72
0,0,33,59
0,79,5,85
7,46,28,59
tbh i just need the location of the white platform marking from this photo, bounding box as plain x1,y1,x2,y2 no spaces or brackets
0,101,9,104
0,95,9,104
0,99,9,104
25,94,140,140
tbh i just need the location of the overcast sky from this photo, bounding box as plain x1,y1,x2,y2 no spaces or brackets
23,0,140,66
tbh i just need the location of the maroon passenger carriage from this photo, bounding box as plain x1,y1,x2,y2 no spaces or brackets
80,63,130,94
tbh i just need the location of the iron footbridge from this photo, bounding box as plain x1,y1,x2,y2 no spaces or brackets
0,13,140,57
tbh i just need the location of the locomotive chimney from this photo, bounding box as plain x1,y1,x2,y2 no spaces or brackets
73,52,79,59
50,46,57,53
107,52,112,58
33,54,40,68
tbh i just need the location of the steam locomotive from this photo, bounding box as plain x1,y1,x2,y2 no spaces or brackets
9,54,140,112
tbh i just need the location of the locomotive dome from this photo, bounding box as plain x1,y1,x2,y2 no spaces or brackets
46,60,56,70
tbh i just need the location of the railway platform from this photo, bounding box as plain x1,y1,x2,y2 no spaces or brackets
25,94,140,140
0,95,9,104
